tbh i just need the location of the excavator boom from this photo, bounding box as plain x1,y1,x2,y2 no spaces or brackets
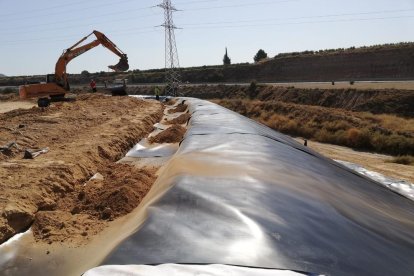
20,30,129,100
92,31,129,72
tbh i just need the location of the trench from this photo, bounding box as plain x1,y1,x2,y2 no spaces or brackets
0,97,190,276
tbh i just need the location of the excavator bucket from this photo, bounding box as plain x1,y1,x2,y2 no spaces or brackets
109,57,129,72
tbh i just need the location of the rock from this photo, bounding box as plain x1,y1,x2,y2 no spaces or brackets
77,191,86,201
37,197,57,211
101,207,113,220
0,218,15,244
71,206,81,215
3,205,35,232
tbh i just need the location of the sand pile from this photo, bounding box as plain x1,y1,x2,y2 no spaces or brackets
168,103,188,114
32,211,105,245
149,125,186,144
0,94,164,244
165,113,191,125
32,164,157,244
164,98,177,106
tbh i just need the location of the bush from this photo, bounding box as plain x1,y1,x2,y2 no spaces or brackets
214,98,414,156
0,87,18,94
389,155,414,165
346,128,371,148
248,80,258,99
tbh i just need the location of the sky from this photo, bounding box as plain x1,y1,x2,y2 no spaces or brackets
0,0,413,76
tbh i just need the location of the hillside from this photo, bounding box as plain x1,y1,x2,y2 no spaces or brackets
128,84,414,117
1,42,413,86
132,42,414,83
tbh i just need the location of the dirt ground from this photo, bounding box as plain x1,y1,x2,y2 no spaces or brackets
0,101,36,113
164,113,191,125
0,93,36,113
168,103,188,114
149,125,187,144
297,138,414,183
0,94,164,245
268,81,414,90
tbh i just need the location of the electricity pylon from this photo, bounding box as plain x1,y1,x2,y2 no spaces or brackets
157,0,181,97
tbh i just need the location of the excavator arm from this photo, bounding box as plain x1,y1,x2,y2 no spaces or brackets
20,30,129,99
55,30,129,90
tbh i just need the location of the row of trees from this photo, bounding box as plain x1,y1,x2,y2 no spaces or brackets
223,48,268,65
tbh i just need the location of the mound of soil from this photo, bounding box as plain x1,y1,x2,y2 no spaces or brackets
164,98,177,106
32,164,157,244
0,93,19,102
32,211,105,245
165,113,191,125
168,103,188,114
149,125,186,144
0,93,164,244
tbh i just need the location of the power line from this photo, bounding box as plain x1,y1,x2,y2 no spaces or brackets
183,14,414,29
0,0,147,22
181,8,414,26
0,13,160,35
0,0,231,23
0,0,291,31
185,0,300,11
1,12,412,46
0,0,91,17
1,28,161,46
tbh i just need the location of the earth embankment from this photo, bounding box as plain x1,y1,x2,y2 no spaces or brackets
0,94,163,244
128,84,414,117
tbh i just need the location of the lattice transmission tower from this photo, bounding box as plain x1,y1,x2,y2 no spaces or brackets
157,0,181,97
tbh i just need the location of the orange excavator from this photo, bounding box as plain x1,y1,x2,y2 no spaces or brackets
19,30,129,106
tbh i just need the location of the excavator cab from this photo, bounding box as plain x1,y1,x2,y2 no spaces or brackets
46,74,56,84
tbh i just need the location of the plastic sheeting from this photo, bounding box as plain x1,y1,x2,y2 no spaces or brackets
102,98,414,276
337,160,414,201
84,264,307,276
125,139,178,158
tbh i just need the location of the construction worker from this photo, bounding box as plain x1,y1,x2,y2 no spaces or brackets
90,79,97,92
154,86,160,101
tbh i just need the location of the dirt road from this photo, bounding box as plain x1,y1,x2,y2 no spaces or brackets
0,94,163,244
0,101,36,113
297,138,414,183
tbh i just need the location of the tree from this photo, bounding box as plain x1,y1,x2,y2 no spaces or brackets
254,49,268,63
81,70,90,79
223,47,231,65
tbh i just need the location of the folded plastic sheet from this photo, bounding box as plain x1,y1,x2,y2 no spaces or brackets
84,264,306,276
101,98,414,276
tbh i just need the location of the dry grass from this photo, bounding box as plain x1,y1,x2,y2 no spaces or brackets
214,99,414,156
388,156,414,166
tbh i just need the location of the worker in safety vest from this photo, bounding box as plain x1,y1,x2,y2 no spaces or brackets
154,86,160,101
90,79,97,92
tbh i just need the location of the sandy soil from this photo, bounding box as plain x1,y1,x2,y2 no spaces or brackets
168,103,188,114
297,138,414,183
149,125,187,144
0,94,164,245
33,164,158,244
271,81,414,90
164,113,191,125
0,93,36,113
0,101,36,113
